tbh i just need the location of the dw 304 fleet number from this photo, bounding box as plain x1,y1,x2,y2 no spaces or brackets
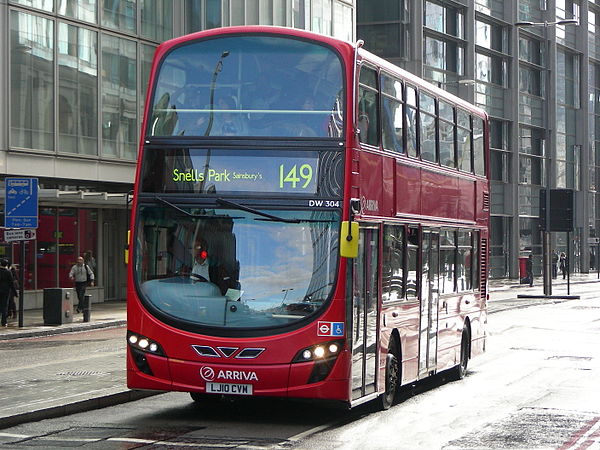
308,200,340,207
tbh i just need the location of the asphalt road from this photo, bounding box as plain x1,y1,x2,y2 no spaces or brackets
0,281,599,448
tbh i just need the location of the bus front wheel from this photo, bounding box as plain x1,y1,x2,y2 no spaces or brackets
378,339,400,410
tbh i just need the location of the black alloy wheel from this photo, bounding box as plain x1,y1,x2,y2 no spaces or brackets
379,339,400,410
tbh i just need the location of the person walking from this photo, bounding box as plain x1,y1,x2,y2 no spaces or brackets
7,262,19,320
0,259,15,327
552,250,559,279
69,256,94,313
559,252,568,279
526,254,534,287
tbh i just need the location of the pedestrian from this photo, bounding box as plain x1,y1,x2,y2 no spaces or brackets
69,256,94,313
7,262,19,320
0,258,15,327
552,250,559,279
526,254,534,287
559,252,568,279
590,250,596,271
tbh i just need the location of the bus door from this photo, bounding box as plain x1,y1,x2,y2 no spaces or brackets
351,225,379,399
419,229,440,377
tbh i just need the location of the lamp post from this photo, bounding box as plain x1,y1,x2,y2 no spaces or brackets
514,17,579,296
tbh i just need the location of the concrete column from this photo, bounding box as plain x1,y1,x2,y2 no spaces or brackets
509,4,521,279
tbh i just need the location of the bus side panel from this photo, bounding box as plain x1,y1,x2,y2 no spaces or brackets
421,169,459,220
458,178,476,221
380,301,420,386
359,151,383,215
436,292,475,372
395,162,421,216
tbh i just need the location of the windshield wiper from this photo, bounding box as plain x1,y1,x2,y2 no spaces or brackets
153,196,239,219
216,198,300,223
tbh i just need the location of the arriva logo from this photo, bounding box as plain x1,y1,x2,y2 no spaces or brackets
200,366,259,382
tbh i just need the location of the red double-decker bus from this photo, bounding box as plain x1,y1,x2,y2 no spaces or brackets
127,26,489,409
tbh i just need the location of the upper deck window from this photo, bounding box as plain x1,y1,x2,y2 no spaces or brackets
148,35,344,138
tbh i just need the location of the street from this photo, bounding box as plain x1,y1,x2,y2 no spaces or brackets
0,281,599,449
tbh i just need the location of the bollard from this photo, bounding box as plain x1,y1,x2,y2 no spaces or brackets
82,294,92,322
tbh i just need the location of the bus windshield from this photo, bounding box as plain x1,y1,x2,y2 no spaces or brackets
148,35,344,138
135,205,340,329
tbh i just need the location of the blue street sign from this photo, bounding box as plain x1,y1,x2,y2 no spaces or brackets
5,178,39,229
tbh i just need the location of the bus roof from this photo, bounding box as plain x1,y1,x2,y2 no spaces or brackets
151,25,487,121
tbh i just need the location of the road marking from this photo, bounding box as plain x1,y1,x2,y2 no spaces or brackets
560,416,600,450
0,432,30,439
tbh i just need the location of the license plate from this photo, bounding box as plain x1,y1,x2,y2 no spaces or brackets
205,382,253,395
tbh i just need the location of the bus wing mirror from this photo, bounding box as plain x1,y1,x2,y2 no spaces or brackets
124,230,130,265
340,221,359,258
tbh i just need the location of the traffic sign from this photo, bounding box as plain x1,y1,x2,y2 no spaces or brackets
4,229,36,242
5,178,38,229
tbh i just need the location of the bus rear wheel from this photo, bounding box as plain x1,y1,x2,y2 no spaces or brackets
452,327,470,380
378,339,400,410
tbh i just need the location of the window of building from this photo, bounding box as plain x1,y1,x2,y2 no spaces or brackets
186,0,222,32
102,0,137,34
312,0,333,35
424,1,464,39
101,34,137,160
333,1,353,41
557,49,580,108
10,10,55,151
357,0,409,59
475,52,507,86
58,0,98,23
10,0,53,12
476,19,507,53
58,23,98,156
489,119,510,182
424,35,464,75
591,63,600,193
519,126,545,185
141,0,173,41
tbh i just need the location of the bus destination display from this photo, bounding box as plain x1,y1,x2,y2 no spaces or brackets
141,148,332,195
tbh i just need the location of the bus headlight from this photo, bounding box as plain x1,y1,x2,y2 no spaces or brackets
127,331,165,357
292,339,344,363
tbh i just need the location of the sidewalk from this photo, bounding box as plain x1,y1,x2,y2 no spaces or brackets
488,271,600,293
0,274,598,430
0,300,127,341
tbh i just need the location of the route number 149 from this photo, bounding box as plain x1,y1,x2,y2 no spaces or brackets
279,164,313,189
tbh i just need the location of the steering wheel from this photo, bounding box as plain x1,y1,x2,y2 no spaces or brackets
190,273,208,282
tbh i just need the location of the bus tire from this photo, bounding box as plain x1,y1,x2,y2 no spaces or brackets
378,339,400,410
452,327,470,380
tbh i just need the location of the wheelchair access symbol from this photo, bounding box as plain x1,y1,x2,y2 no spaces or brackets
317,321,345,337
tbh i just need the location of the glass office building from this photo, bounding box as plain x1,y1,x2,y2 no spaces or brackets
358,0,600,279
0,0,355,308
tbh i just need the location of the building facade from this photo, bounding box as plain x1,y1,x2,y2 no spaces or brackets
357,0,600,278
0,0,355,308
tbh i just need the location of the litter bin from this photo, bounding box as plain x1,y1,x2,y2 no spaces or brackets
82,294,92,322
43,288,74,325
